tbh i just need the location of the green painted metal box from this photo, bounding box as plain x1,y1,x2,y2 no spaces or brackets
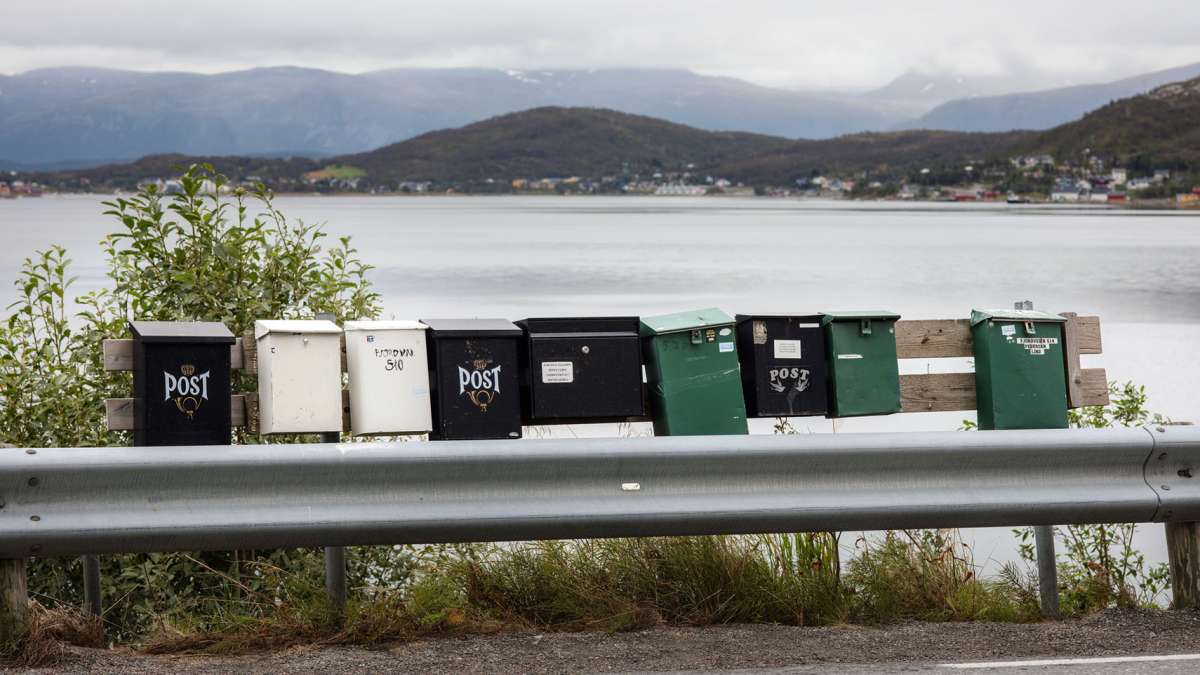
821,311,902,418
640,308,748,436
970,309,1069,430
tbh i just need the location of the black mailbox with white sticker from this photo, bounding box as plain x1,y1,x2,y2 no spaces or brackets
734,314,828,417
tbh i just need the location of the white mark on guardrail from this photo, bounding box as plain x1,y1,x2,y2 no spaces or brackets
621,483,641,492
941,653,1200,669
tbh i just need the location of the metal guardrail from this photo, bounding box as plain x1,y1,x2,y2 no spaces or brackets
1,426,1197,558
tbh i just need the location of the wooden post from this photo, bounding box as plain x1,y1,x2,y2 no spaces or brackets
0,559,28,650
1166,522,1200,609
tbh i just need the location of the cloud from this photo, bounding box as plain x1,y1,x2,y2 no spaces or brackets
2,0,1199,90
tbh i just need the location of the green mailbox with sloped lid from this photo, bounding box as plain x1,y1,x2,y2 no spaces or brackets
821,311,902,417
970,309,1068,430
640,308,748,436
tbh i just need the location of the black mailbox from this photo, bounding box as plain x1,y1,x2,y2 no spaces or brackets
517,317,645,423
130,321,235,446
734,314,828,417
422,318,523,440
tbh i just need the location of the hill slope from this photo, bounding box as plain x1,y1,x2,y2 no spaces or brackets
0,66,901,168
907,62,1200,132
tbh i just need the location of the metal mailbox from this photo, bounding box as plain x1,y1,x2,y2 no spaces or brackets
640,308,748,436
344,320,432,436
735,314,828,417
821,311,902,418
517,317,645,423
254,319,344,435
970,309,1069,430
130,321,235,446
423,318,523,440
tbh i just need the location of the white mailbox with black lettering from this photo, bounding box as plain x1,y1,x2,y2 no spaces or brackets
344,320,432,436
255,319,343,434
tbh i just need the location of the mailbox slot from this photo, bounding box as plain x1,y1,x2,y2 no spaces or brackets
821,311,902,418
518,317,645,423
344,320,432,436
423,318,523,440
130,321,235,446
640,308,747,436
735,314,828,417
254,319,344,434
971,309,1069,430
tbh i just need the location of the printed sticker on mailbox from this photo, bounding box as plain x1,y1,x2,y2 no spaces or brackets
773,339,803,359
541,361,574,384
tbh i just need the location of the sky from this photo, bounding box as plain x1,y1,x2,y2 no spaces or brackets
3,0,1200,91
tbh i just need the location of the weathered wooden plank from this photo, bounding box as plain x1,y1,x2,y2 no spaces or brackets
1166,522,1200,609
103,338,245,372
0,558,27,648
105,395,247,431
241,331,257,375
894,316,1102,359
900,372,976,413
900,368,1109,414
1060,312,1084,408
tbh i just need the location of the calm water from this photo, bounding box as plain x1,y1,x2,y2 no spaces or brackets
3,194,1199,575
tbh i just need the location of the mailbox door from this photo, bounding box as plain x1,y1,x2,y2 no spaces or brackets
136,343,232,446
432,337,522,440
737,317,827,417
528,335,643,420
345,328,432,436
259,332,344,434
825,320,901,417
644,330,747,436
973,321,1068,430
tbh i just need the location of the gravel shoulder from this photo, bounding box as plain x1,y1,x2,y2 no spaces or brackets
7,609,1200,674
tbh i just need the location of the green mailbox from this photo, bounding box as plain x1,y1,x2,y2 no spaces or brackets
641,308,748,436
821,311,902,417
970,309,1068,430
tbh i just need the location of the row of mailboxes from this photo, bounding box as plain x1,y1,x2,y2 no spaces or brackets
128,308,1071,443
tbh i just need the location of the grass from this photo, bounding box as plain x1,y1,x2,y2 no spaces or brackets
115,530,1043,656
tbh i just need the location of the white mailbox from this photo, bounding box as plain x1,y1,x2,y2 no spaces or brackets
254,319,343,434
344,320,432,436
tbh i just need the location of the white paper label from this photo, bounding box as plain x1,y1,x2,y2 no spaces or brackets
1001,324,1016,337
773,339,803,359
718,342,735,353
541,361,574,383
837,353,864,360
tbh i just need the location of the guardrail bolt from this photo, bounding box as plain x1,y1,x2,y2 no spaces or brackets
26,477,39,487
24,449,35,455
1160,452,1169,461
1180,468,1194,479
1157,426,1167,433
29,515,40,522
1162,485,1172,491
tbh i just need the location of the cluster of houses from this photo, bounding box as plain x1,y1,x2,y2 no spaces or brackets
0,180,43,198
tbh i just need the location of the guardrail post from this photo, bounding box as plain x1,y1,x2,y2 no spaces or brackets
1033,525,1060,617
315,312,347,624
82,554,102,617
1166,522,1200,608
1,558,28,650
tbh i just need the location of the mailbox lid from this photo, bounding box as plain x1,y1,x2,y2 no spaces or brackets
640,308,733,336
422,318,522,338
345,320,428,332
255,319,342,340
520,316,644,421
970,309,1068,430
734,314,828,417
821,310,901,418
130,321,234,344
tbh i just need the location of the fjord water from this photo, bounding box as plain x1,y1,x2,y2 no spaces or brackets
3,194,1198,572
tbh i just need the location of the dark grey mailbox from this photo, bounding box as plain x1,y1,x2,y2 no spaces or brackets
130,321,235,446
517,317,645,423
735,314,828,417
422,318,523,441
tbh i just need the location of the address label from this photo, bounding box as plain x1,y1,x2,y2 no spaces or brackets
718,342,735,353
541,361,574,384
773,339,803,359
837,353,864,360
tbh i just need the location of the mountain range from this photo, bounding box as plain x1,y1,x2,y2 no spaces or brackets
3,62,1199,169
32,73,1200,190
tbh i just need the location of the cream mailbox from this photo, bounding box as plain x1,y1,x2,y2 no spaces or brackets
255,319,343,434
344,320,432,436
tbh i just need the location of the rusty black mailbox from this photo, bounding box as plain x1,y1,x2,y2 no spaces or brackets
517,317,645,423
423,318,523,440
735,314,828,417
130,321,235,446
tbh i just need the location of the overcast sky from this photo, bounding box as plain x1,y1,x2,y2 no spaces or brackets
3,0,1200,91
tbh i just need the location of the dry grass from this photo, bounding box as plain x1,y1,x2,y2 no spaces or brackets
3,602,104,668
